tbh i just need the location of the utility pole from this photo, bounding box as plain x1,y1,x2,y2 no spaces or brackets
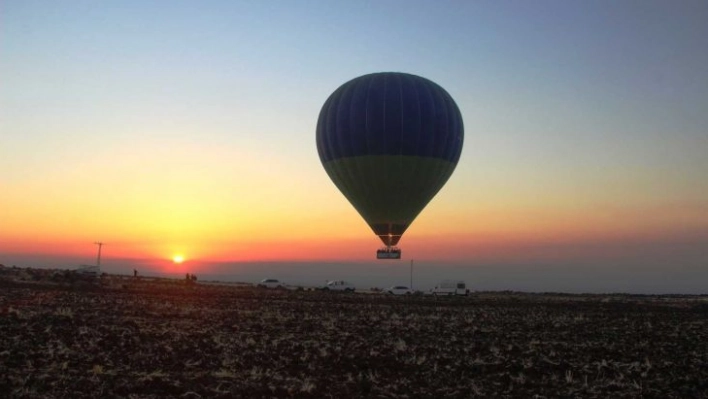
94,242,104,267
410,259,414,290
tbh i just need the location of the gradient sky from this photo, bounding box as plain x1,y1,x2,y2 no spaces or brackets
2,1,707,293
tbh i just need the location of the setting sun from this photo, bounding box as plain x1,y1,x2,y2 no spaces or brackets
172,255,185,264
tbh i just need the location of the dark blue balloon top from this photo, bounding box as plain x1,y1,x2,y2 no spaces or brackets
317,72,464,163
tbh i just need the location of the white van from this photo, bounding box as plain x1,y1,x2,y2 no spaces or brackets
431,280,469,296
322,280,356,292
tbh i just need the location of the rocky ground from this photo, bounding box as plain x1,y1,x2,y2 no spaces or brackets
1,266,707,398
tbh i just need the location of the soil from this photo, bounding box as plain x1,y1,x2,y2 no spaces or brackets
1,267,707,398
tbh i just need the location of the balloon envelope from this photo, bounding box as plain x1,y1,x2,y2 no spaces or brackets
316,72,464,247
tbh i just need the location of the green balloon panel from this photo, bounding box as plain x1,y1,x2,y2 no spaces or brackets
322,155,457,246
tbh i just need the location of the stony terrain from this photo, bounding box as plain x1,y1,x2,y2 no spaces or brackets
1,266,707,398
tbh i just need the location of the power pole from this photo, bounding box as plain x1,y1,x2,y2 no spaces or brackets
94,242,104,267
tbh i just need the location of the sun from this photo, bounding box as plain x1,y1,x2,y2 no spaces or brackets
172,255,185,264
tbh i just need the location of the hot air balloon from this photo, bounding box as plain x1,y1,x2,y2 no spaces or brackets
316,72,464,259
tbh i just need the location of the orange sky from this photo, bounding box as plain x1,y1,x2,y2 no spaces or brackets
2,192,704,269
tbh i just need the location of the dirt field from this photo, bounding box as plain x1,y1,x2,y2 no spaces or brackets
1,267,707,398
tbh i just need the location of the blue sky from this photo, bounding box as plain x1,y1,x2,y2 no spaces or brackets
2,1,707,293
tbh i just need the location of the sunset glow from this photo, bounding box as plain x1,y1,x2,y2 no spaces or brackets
172,255,185,264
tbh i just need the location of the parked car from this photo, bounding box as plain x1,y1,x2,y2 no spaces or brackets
431,280,469,296
386,285,413,295
76,265,100,276
321,280,356,292
257,278,283,289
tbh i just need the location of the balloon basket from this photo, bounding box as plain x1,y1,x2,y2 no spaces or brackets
376,248,402,260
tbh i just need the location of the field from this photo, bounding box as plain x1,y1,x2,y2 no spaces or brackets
1,267,707,398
